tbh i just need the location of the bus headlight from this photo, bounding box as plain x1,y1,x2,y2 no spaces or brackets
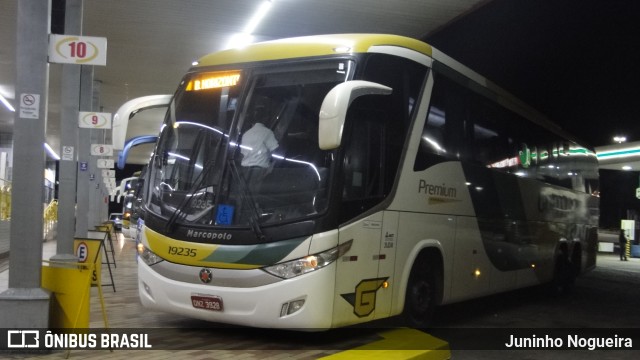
137,243,164,266
263,240,352,279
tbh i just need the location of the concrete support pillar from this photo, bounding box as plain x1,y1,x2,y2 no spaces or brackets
89,80,104,226
75,65,93,237
0,0,52,328
54,0,83,258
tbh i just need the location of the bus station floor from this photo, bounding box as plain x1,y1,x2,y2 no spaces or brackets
1,234,640,359
0,234,450,360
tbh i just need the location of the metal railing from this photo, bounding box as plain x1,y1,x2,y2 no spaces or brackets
44,199,58,239
0,183,10,220
0,178,58,240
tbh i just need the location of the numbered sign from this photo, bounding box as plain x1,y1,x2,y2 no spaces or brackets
96,159,114,169
91,144,113,156
79,111,112,129
49,34,107,66
102,170,115,178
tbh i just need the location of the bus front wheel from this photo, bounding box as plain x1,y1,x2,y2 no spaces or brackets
403,254,441,328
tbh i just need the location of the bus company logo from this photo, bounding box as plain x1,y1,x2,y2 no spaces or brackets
418,179,459,205
341,277,388,318
199,268,213,284
538,191,580,214
6,330,40,348
186,229,232,241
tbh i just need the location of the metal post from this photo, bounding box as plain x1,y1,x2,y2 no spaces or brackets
53,0,83,260
0,0,51,328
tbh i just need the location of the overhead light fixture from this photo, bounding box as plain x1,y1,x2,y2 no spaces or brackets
227,33,254,49
0,93,15,112
613,136,627,143
596,146,640,161
622,165,632,171
44,143,60,160
244,0,273,34
226,0,273,49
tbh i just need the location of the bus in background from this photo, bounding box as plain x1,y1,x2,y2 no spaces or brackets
121,168,147,239
136,34,599,329
120,171,140,236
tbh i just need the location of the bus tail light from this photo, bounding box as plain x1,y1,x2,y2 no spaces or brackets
263,240,353,279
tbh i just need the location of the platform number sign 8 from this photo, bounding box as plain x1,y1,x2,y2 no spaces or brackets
90,144,113,156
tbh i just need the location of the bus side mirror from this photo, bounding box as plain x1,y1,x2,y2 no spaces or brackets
318,80,392,150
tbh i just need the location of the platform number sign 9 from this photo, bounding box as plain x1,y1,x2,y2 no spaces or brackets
79,111,112,129
49,34,107,66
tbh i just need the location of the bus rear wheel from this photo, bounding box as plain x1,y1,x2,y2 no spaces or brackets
403,255,441,329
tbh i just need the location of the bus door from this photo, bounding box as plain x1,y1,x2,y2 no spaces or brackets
375,210,399,319
334,213,388,326
331,84,403,325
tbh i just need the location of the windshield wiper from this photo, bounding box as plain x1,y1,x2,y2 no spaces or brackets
163,127,225,233
163,158,217,233
226,159,266,242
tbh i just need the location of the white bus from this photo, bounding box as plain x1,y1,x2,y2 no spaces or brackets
137,34,599,329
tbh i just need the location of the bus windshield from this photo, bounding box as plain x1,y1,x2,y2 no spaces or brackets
147,60,352,231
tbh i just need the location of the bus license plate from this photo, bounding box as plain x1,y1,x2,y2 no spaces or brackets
191,295,223,312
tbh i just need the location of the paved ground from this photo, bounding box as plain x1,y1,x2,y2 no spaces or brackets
1,233,639,359
431,253,640,359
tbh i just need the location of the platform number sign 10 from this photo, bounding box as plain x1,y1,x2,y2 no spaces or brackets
49,34,107,66
68,41,87,58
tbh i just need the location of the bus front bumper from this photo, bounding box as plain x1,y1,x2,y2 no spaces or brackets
138,260,336,329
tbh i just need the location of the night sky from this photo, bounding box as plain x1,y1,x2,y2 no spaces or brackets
425,0,640,148
425,0,640,228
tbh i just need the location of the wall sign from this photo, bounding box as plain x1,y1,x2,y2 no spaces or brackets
19,93,40,119
79,111,112,129
49,35,107,66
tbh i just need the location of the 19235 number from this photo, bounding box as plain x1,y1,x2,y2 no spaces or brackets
168,246,197,257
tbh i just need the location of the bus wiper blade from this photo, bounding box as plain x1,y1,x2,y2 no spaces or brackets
164,158,217,233
164,125,229,233
227,160,266,242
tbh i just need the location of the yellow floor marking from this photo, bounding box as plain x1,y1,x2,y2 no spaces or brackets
320,328,450,360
